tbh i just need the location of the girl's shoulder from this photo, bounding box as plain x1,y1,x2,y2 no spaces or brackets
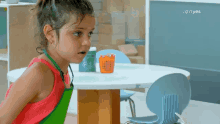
0,61,51,123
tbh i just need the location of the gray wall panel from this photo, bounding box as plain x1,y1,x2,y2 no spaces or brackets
150,1,220,104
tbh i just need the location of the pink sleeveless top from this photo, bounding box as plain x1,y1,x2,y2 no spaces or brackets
0,57,70,124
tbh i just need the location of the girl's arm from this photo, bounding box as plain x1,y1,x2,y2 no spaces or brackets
0,63,47,124
0,100,4,107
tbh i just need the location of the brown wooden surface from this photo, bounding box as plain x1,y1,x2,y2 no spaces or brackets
9,5,39,71
78,90,120,124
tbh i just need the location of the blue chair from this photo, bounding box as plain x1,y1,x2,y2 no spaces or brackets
96,49,136,117
127,73,191,124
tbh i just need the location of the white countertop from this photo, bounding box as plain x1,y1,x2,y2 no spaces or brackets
7,63,190,90
0,1,35,7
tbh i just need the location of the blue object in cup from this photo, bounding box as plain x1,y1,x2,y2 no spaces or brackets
79,47,96,72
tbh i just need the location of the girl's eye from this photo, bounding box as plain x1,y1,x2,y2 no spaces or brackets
73,32,82,37
73,31,94,37
89,32,94,37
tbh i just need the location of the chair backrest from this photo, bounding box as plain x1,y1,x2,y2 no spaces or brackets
146,73,191,123
96,49,131,63
162,94,180,124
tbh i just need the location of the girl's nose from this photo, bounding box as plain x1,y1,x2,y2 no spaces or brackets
81,36,91,46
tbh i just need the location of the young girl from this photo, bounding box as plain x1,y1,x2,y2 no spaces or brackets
0,0,95,123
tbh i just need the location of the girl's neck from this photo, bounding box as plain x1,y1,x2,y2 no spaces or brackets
42,48,70,75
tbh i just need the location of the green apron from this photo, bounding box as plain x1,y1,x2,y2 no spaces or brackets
39,49,74,124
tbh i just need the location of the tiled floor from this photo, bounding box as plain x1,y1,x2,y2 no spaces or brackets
64,113,77,124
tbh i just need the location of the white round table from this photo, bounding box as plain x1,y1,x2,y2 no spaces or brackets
7,63,190,89
7,63,190,124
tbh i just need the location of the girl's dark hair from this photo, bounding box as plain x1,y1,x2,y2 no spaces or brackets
30,0,95,54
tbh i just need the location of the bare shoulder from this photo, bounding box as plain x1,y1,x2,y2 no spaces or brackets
21,62,51,84
0,62,52,123
31,61,55,91
23,62,54,89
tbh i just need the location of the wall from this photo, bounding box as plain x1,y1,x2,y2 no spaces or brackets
149,1,220,104
0,61,7,103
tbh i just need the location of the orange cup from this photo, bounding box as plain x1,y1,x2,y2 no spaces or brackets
99,54,115,73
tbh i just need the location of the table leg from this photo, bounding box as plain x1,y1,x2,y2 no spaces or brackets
78,90,120,124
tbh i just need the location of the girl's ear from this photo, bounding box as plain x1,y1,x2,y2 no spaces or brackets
43,24,56,44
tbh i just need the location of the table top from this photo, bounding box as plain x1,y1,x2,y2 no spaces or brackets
7,63,190,90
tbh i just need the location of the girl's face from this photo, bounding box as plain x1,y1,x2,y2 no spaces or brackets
51,14,96,63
